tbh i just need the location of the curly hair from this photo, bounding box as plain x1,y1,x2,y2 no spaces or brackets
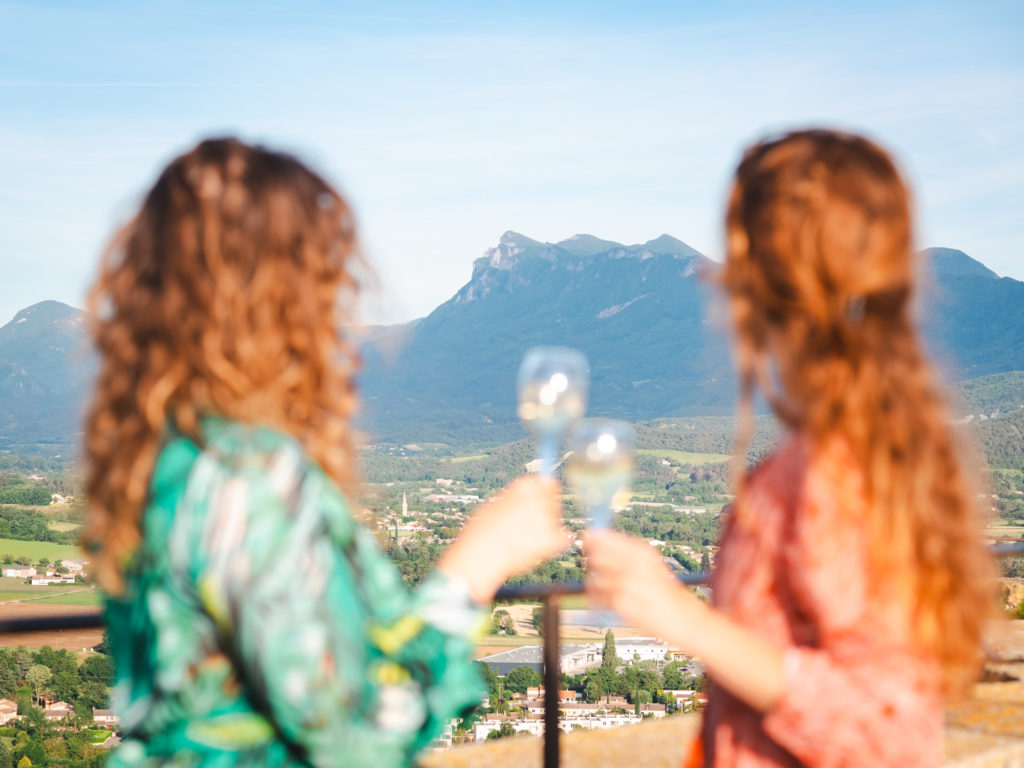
84,138,362,592
721,129,997,692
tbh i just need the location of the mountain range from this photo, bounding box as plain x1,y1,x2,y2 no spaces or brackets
2,234,1023,451
358,235,1024,444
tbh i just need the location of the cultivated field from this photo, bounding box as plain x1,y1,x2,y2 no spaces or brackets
0,578,101,607
0,538,83,562
636,448,731,464
29,589,102,606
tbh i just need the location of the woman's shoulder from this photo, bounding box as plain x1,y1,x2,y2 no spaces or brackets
748,431,859,491
154,418,356,566
198,417,305,468
150,417,309,498
744,432,804,496
737,431,864,541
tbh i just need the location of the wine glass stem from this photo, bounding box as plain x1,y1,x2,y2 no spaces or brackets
588,503,612,531
537,435,558,478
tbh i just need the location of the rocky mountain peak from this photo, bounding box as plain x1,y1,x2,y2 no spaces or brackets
642,234,702,259
924,247,999,279
0,300,84,344
555,234,623,257
498,230,541,249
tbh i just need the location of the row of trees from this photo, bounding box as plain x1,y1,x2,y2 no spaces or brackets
490,609,517,636
0,486,50,507
0,557,77,573
616,507,721,551
0,508,77,545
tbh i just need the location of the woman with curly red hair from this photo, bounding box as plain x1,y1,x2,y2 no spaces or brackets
84,138,566,767
587,130,997,768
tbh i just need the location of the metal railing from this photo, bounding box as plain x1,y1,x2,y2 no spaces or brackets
492,571,711,768
2,542,1024,768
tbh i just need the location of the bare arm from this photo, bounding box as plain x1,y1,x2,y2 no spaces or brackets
585,531,784,712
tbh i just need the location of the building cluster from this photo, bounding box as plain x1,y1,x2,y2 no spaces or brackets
0,697,120,728
477,637,692,675
472,686,667,741
2,558,88,583
423,636,703,750
375,489,490,543
662,689,707,711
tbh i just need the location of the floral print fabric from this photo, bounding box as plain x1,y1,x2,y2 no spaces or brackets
105,419,485,767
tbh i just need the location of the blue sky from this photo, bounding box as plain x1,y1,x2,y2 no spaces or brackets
1,0,1022,325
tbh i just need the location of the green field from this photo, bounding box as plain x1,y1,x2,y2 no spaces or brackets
0,577,42,589
0,577,99,603
28,589,102,606
0,538,83,562
451,454,487,463
637,448,732,465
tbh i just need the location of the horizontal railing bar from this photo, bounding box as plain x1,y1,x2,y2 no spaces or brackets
0,611,104,634
989,541,1024,557
3,543,1024,635
495,571,711,602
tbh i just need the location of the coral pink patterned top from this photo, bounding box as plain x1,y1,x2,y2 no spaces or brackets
704,433,943,768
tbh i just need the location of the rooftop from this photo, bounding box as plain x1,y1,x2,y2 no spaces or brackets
614,637,670,647
478,645,595,664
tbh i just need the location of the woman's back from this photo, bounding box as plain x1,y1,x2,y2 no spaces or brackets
586,128,996,768
106,419,484,767
707,434,942,768
85,138,569,767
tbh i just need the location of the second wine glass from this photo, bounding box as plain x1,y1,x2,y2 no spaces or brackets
566,418,633,530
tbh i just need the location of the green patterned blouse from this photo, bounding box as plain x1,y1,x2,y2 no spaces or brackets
104,418,485,767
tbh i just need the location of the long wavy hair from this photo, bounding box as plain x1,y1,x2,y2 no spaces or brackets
721,129,996,691
84,138,362,592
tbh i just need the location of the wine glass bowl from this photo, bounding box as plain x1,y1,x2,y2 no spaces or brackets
566,419,633,530
517,347,589,475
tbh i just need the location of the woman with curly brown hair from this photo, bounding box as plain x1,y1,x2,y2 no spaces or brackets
84,138,566,767
586,130,997,768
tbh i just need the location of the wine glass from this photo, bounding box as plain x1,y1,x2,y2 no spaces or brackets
566,419,633,530
568,418,633,630
517,347,589,477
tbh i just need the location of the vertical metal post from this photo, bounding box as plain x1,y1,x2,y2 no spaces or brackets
542,594,561,768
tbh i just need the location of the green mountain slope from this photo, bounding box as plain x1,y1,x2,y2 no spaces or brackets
357,235,1024,445
1,236,1023,453
358,232,731,444
0,301,93,448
